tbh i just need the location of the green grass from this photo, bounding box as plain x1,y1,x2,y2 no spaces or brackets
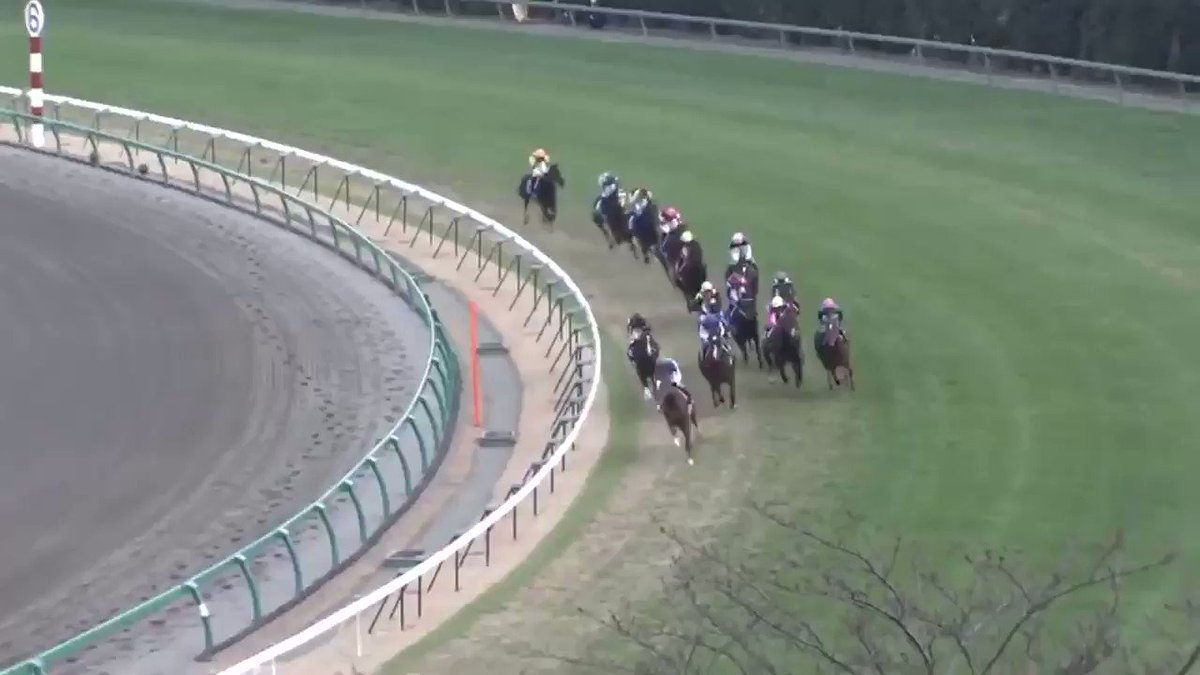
4,0,1200,669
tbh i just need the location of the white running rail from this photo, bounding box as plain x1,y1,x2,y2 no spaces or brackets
0,86,603,675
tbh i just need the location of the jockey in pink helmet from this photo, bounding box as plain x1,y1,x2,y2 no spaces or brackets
817,297,847,341
817,297,843,323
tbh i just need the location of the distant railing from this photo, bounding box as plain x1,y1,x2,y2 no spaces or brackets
339,0,1200,110
0,107,459,674
0,88,602,675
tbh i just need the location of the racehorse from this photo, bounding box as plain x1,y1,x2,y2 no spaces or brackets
626,330,660,400
698,336,737,409
518,163,565,227
627,193,660,265
728,296,763,368
764,306,804,387
658,386,698,465
592,188,627,250
675,244,708,311
814,316,854,390
658,226,684,279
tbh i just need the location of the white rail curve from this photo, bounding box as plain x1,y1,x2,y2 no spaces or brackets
0,86,603,674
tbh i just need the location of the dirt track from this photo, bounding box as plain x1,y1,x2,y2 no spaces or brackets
0,146,429,667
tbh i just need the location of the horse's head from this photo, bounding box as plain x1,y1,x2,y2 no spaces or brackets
547,163,565,187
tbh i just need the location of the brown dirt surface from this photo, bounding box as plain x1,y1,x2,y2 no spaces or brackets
11,129,611,674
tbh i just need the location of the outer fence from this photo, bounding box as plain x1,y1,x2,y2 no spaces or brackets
324,0,1200,110
0,105,461,674
0,89,603,675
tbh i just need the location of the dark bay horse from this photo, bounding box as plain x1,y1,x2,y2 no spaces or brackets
814,316,854,390
518,163,565,227
592,190,628,250
729,296,763,368
658,386,698,465
658,227,684,279
627,331,660,400
675,243,708,311
698,336,737,409
764,306,804,387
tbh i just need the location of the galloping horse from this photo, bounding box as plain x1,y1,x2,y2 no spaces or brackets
658,386,698,465
814,316,854,390
729,296,763,368
592,188,630,251
627,192,660,265
626,330,660,400
674,242,708,311
764,306,804,387
698,335,737,409
518,163,565,227
658,226,685,279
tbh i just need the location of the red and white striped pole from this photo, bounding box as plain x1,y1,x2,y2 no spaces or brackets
24,0,46,148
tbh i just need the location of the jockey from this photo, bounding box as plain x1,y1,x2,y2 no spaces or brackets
729,232,754,264
597,171,620,199
626,312,652,338
627,188,652,221
594,172,627,224
654,356,693,408
817,297,847,340
725,272,749,313
693,280,721,313
765,295,791,331
527,148,551,193
660,206,684,234
817,297,844,324
770,271,801,313
697,311,730,359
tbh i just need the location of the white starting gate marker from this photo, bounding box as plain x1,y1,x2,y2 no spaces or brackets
24,0,45,148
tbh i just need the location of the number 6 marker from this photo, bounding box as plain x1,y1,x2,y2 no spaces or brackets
25,0,45,147
24,0,44,38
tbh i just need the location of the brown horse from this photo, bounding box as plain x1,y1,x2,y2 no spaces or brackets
814,316,854,390
698,337,737,409
658,386,698,465
764,306,804,388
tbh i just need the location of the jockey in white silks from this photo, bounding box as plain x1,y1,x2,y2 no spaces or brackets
729,232,754,264
527,148,551,193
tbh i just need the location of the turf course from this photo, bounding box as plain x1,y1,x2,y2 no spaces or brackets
3,0,1199,670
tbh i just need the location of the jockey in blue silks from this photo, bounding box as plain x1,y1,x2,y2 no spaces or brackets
698,304,731,363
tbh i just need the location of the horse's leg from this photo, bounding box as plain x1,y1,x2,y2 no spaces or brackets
522,198,530,225
667,418,681,447
683,422,694,465
728,373,736,410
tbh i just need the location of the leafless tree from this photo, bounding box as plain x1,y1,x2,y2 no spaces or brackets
528,503,1195,675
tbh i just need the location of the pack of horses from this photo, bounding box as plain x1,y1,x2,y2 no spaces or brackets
518,166,853,464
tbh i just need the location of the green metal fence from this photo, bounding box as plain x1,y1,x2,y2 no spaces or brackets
0,110,461,675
